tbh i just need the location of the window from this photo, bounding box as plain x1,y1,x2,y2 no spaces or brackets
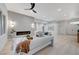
0,11,6,36
0,11,2,35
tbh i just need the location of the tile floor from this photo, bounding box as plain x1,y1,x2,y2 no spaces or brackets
0,39,12,55
35,35,79,55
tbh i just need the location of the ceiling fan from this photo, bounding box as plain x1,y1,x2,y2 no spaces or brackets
24,3,37,13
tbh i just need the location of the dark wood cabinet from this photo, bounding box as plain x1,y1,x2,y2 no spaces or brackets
77,30,79,43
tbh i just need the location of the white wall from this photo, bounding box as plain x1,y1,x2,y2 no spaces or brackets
8,11,35,36
0,3,8,51
58,21,79,35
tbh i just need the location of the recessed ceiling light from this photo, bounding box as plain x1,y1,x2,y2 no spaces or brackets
57,8,62,12
63,14,67,16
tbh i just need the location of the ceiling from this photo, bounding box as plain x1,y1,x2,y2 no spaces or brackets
5,3,79,22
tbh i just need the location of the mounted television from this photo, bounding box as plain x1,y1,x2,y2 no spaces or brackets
0,11,6,36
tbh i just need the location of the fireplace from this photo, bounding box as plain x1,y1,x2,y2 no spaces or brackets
16,31,31,35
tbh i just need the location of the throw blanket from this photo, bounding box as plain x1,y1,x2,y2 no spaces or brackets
16,40,30,54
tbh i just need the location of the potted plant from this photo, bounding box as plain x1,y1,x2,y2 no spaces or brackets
26,34,33,40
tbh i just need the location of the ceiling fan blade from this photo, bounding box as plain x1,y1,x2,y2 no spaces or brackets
24,3,35,10
30,3,35,10
24,3,37,13
32,9,37,13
